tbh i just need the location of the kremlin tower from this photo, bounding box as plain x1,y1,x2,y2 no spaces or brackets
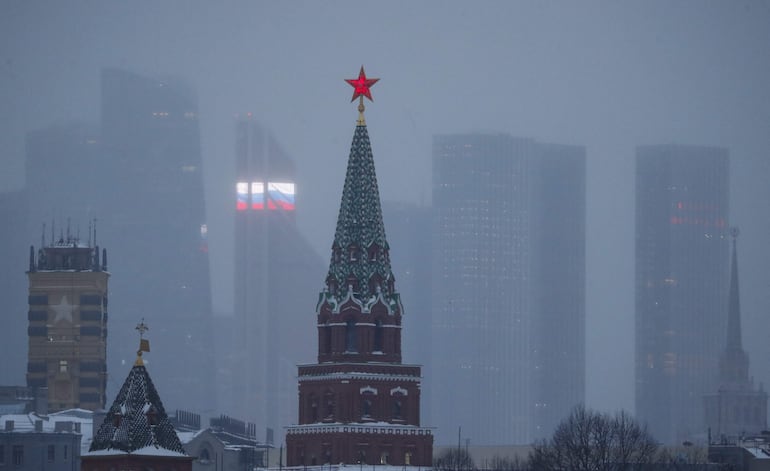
285,68,433,467
82,322,193,471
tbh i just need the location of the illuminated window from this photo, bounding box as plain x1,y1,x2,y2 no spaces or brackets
59,360,68,373
267,182,295,210
251,182,264,210
236,182,249,211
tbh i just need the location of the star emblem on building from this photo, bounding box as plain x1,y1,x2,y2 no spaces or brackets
51,295,77,324
345,66,379,102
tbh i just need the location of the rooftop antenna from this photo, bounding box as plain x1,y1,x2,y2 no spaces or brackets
51,217,55,246
67,217,71,242
94,218,98,247
88,219,92,247
41,222,46,248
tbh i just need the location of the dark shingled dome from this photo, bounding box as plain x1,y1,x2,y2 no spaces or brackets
89,363,186,455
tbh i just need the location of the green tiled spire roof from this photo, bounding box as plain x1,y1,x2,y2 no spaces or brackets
89,363,186,455
323,123,398,307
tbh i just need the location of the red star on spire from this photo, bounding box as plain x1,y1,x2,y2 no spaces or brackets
345,66,379,102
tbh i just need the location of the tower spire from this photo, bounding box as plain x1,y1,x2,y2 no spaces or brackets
726,227,742,350
719,227,749,385
324,67,397,308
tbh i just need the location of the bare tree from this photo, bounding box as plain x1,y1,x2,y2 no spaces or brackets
529,405,658,471
434,448,475,471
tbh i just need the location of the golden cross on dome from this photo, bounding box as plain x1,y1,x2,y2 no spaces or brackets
134,319,151,366
345,66,379,125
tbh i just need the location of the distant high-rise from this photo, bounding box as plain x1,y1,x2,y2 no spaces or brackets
381,201,433,424
0,189,29,385
704,229,768,440
635,144,730,444
431,134,585,445
226,118,324,442
26,235,109,412
97,68,215,413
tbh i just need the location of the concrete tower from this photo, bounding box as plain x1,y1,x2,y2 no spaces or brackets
26,233,109,412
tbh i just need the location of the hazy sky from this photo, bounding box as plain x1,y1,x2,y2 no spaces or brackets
2,0,769,416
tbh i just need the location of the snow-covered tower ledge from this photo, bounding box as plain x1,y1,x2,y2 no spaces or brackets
81,322,193,471
285,67,433,468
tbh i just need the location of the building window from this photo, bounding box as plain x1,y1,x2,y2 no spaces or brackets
380,452,389,465
374,320,383,352
392,399,403,419
0,445,4,464
59,360,68,373
63,445,68,461
47,444,55,461
324,322,332,355
309,394,318,422
345,320,357,353
324,391,335,419
405,452,412,465
12,445,23,466
361,398,372,418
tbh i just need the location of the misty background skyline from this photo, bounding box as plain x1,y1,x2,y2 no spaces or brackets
2,1,770,419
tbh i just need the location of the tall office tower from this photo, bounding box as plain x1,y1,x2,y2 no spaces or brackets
636,144,730,444
0,190,29,385
381,201,433,424
228,118,325,442
98,68,214,413
704,229,768,440
286,69,433,466
431,134,586,445
26,235,109,412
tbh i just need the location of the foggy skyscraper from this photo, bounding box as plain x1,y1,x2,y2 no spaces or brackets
227,118,324,442
97,68,215,413
431,134,585,445
635,144,730,444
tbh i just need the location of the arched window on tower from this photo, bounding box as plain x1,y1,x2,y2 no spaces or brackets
324,321,332,355
324,391,335,420
346,319,357,353
309,393,318,422
374,320,383,352
361,398,373,419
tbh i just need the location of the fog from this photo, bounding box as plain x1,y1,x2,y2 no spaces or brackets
2,0,770,445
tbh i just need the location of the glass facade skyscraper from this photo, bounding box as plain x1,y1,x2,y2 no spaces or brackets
431,134,585,445
635,144,730,444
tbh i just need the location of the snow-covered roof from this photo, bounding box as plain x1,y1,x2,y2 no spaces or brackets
0,409,94,455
